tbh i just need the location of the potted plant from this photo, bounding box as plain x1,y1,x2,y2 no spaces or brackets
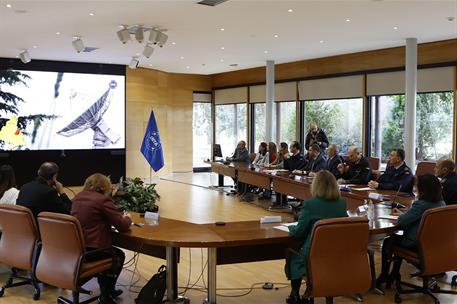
115,177,160,215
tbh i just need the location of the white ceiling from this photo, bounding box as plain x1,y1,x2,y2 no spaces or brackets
0,0,456,75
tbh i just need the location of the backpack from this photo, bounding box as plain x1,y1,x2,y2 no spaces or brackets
135,265,167,304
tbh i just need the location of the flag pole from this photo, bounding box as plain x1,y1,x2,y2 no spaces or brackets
149,167,152,185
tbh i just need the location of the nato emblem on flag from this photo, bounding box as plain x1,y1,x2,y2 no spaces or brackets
141,111,164,172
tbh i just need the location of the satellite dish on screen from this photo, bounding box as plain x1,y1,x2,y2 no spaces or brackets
56,80,120,148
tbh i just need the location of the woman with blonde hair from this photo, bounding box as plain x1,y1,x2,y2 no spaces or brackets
285,170,347,304
71,173,132,304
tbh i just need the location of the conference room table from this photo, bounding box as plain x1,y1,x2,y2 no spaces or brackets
113,206,410,303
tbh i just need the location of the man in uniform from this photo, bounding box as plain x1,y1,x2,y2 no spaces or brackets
435,158,457,205
368,149,413,193
337,146,372,185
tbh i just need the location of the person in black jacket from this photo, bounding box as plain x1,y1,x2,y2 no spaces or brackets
368,149,413,193
16,162,72,217
435,158,457,205
305,121,329,151
337,146,372,185
284,141,306,171
326,144,343,179
301,144,327,174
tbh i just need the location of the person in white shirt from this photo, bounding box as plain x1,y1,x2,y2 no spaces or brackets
0,165,19,205
252,142,269,165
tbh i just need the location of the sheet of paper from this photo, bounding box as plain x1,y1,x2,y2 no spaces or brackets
351,187,373,191
378,215,399,220
273,222,298,232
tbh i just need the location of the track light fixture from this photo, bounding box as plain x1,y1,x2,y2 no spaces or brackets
156,32,168,48
143,44,154,58
19,50,31,64
129,57,139,69
72,37,85,53
135,27,144,43
117,27,130,44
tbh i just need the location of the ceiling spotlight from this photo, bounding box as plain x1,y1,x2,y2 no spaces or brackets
6,4,12,8
274,34,279,38
89,12,94,16
143,44,154,58
171,42,176,45
220,28,225,31
135,27,144,43
186,66,190,69
288,8,293,13
393,26,399,30
129,57,139,69
56,31,61,35
32,45,37,49
346,18,351,22
264,50,268,54
19,50,31,64
220,46,225,50
156,31,168,47
180,56,184,60
72,37,85,53
117,27,130,44
148,29,159,43
319,40,325,43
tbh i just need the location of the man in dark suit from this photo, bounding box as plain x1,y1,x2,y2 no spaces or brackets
337,146,372,185
435,158,457,205
284,141,306,171
17,162,72,217
226,140,250,163
305,121,329,151
301,144,327,174
326,144,343,179
368,149,413,193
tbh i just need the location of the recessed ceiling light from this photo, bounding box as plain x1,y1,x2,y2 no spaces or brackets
220,28,225,31
220,59,224,62
264,50,268,54
136,53,140,56
288,8,293,13
319,40,325,44
393,26,399,30
186,66,190,69
346,18,351,22
149,64,153,67
180,56,184,60
220,46,225,50
274,34,279,38
6,4,12,8
56,31,61,35
89,12,94,16
32,45,37,49
171,42,176,45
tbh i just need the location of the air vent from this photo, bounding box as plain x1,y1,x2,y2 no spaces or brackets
197,0,228,7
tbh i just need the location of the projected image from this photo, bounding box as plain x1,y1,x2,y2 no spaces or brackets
0,70,125,150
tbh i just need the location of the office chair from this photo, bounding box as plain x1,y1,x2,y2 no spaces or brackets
35,212,114,304
0,204,41,300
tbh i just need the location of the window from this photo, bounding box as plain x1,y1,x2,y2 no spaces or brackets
304,98,363,153
215,104,247,157
277,101,296,145
370,92,454,163
192,101,212,168
253,103,266,149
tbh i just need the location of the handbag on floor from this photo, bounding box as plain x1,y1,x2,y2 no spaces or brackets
135,265,167,304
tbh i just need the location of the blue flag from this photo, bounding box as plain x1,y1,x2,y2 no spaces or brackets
141,111,164,172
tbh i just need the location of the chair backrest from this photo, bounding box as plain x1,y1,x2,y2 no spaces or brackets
0,204,39,271
415,161,436,177
417,205,457,275
36,212,86,291
308,217,371,298
368,157,380,171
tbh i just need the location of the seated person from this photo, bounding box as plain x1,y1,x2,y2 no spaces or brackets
268,142,290,168
376,174,445,287
368,149,413,193
337,146,372,185
284,141,306,171
252,142,269,165
326,144,343,179
285,171,347,304
71,173,132,304
300,144,327,175
435,158,457,205
0,164,19,204
16,162,71,217
226,140,250,163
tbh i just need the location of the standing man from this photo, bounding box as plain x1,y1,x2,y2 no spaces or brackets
16,162,72,217
284,141,306,171
305,121,329,151
435,158,457,205
337,146,372,185
226,140,250,163
368,149,414,193
326,144,343,179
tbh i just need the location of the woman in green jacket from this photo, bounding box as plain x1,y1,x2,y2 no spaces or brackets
376,174,445,287
285,170,348,304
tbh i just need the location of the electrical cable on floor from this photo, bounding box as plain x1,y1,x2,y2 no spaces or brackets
178,248,193,296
